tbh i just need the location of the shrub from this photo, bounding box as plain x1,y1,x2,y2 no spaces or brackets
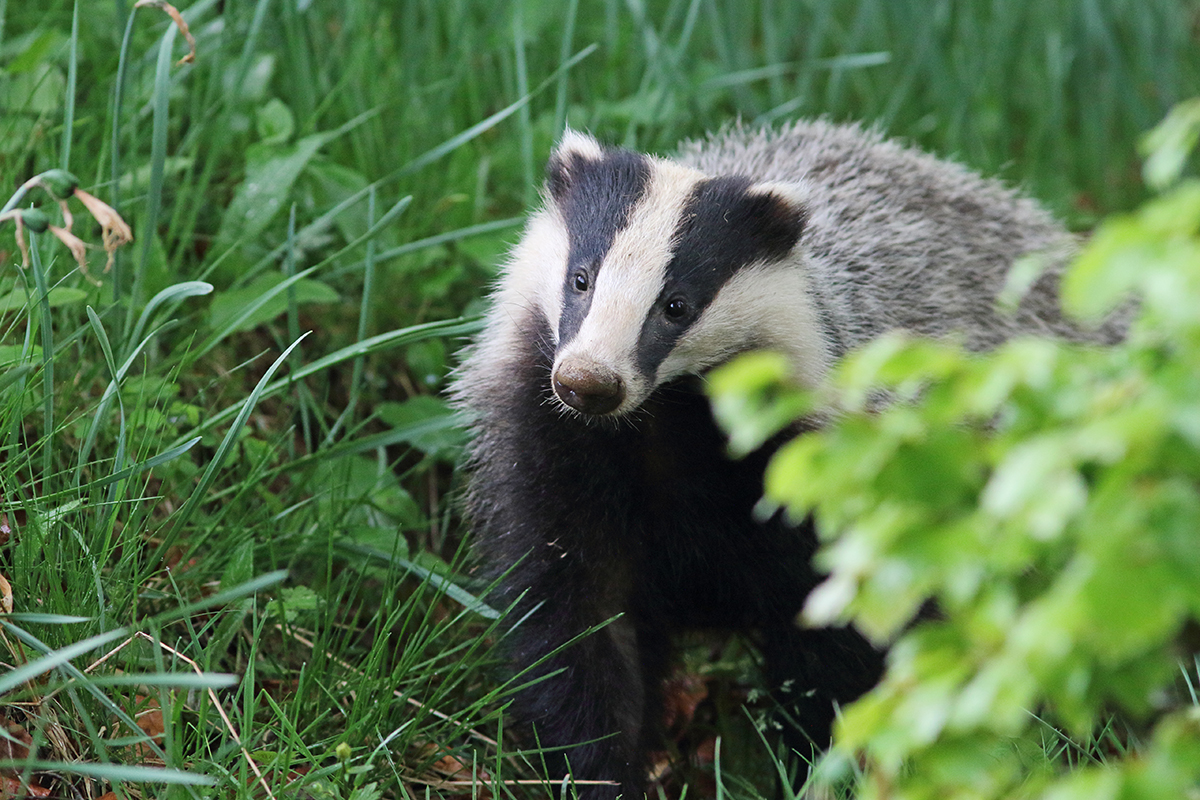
709,101,1200,799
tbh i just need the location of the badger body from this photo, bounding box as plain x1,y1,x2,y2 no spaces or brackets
453,120,1120,798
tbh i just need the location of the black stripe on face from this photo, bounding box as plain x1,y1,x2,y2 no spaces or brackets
636,176,808,378
549,147,652,347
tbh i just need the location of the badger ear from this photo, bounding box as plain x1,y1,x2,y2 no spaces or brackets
742,180,811,256
546,129,605,201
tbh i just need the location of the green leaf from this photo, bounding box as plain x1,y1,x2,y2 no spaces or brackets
708,350,812,457
1141,98,1200,191
214,131,338,253
311,454,424,529
265,585,323,623
256,97,296,145
0,62,65,114
116,155,193,195
344,526,410,561
5,30,64,73
208,272,338,333
305,161,375,244
0,344,41,366
375,395,467,461
0,286,88,312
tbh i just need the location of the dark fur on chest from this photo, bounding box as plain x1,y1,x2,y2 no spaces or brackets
462,314,881,798
468,316,818,621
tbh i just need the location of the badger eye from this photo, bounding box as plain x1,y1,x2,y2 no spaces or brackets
573,271,590,292
664,297,689,321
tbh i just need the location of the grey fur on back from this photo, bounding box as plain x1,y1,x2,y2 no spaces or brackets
676,120,1124,356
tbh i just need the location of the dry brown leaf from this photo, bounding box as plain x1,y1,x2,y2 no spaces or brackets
415,743,492,800
662,672,709,731
0,715,49,799
431,753,474,781
1,774,50,798
13,215,29,268
136,706,165,739
72,188,133,273
132,0,197,64
47,225,99,285
0,714,32,764
0,573,11,614
694,736,717,765
260,678,300,701
646,751,673,783
132,697,166,761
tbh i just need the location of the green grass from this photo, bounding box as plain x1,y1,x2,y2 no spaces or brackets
0,1,1196,798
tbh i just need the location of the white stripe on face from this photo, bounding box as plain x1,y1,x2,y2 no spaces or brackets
658,261,830,388
552,160,705,414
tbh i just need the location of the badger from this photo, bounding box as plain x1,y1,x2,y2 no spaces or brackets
452,120,1123,799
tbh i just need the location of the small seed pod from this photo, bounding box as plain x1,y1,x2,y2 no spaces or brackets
39,169,80,200
17,207,50,233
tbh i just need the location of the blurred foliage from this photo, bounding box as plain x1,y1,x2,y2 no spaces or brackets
711,104,1200,799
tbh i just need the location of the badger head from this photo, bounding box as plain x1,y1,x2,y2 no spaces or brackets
512,130,829,419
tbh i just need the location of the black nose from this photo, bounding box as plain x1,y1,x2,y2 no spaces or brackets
552,362,625,415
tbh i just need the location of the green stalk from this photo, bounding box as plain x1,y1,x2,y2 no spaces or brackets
109,4,139,304
29,235,53,481
60,0,79,171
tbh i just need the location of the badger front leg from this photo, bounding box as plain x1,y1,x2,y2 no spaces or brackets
516,618,647,796
503,577,659,800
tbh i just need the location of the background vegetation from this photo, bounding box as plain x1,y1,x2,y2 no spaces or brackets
0,1,1197,798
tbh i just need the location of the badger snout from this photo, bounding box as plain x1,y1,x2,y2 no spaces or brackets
552,359,626,415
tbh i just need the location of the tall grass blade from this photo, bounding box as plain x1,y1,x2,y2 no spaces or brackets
127,280,213,354
109,5,139,303
0,627,127,695
358,217,521,274
84,673,239,689
29,236,54,479
397,44,597,177
553,0,580,135
154,570,287,624
60,0,79,171
83,435,200,493
169,317,480,447
283,204,312,452
193,266,319,359
326,186,379,444
75,306,128,487
131,18,179,323
512,0,535,206
155,336,309,557
0,762,214,785
338,542,500,619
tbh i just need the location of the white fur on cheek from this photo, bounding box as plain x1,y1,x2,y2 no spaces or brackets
501,208,569,344
553,160,706,413
461,208,570,397
658,260,831,388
